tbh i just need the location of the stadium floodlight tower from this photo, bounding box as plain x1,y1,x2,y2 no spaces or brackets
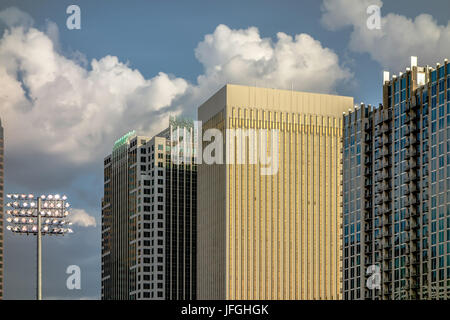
5,193,73,300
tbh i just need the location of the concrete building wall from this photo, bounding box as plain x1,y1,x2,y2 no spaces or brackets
198,84,353,300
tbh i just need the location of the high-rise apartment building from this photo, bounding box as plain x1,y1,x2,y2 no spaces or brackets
102,119,197,300
197,84,353,299
0,118,3,299
343,57,450,300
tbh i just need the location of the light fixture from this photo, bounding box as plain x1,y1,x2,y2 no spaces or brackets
5,193,73,300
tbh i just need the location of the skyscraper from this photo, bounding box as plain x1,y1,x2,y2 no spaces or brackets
102,119,197,300
197,84,353,300
343,57,450,300
0,118,3,299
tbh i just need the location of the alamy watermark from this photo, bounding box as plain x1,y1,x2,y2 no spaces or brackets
66,265,81,290
66,5,81,30
170,121,279,176
366,265,381,290
366,5,381,30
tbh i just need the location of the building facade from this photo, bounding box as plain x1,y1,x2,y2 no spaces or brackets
102,120,197,300
343,57,450,300
0,119,3,299
197,84,353,299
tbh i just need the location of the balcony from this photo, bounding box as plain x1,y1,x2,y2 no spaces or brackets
409,182,418,193
382,134,392,145
382,110,392,122
405,148,418,158
382,158,392,167
375,196,383,205
374,185,383,194
383,229,392,237
383,287,392,295
381,182,392,192
406,159,417,171
404,125,410,135
405,138,411,147
408,195,418,206
405,171,418,183
382,240,391,249
381,204,391,215
411,96,419,109
409,206,418,217
381,124,390,133
382,194,391,203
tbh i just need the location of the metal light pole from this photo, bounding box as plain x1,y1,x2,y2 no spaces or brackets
5,193,72,300
37,197,42,300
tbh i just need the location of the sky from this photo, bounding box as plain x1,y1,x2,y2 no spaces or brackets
0,0,449,299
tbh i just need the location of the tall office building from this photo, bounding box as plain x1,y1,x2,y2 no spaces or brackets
102,119,197,300
197,84,353,299
343,57,450,300
0,119,3,299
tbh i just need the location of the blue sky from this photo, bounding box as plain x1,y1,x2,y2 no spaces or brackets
0,0,449,299
3,0,444,105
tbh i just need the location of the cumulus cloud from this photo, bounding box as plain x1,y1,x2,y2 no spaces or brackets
0,25,188,166
0,9,351,175
70,209,97,227
0,6,34,28
194,24,352,95
321,0,450,70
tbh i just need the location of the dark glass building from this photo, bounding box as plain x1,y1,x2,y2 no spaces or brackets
343,57,450,300
101,119,197,300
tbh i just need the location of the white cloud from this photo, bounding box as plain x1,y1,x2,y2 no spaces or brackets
0,25,188,165
69,209,97,227
194,24,352,94
321,0,450,70
0,7,351,178
0,6,34,28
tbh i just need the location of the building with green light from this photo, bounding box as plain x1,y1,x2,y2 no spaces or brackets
101,120,197,300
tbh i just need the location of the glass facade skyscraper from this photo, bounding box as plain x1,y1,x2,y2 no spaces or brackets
343,57,450,300
101,120,197,300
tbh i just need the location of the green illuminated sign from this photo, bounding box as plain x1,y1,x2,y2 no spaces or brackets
113,130,136,151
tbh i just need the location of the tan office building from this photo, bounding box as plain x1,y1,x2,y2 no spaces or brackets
197,84,353,300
